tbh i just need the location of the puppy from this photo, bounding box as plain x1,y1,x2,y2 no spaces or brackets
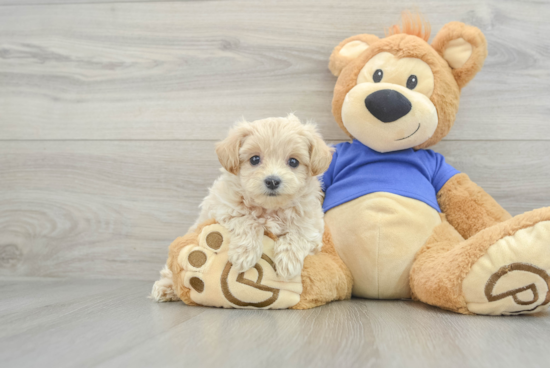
195,114,333,278
151,115,332,302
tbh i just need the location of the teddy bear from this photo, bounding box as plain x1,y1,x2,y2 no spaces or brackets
160,13,550,315
323,12,550,315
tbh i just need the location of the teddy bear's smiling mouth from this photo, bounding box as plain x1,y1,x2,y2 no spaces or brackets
396,123,421,141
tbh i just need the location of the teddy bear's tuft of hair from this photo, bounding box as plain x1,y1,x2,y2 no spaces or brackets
386,10,431,42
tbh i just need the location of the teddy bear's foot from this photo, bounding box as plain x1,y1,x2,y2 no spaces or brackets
462,217,550,315
176,223,303,309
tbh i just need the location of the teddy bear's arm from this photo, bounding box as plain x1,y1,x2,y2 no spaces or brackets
436,173,512,239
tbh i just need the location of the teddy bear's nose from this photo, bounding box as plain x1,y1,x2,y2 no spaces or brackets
365,89,412,123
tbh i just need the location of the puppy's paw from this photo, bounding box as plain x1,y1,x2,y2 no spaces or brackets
274,249,304,280
228,240,263,273
150,266,180,302
150,279,180,302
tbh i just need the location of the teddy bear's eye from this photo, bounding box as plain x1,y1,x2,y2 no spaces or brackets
373,69,383,83
250,156,261,166
407,75,418,90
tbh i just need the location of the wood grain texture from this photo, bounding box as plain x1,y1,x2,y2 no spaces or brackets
0,141,219,280
0,140,549,280
0,278,206,368
0,0,549,140
0,0,166,4
0,278,549,368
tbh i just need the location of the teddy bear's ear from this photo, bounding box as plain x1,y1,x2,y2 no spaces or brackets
329,34,380,76
432,22,488,89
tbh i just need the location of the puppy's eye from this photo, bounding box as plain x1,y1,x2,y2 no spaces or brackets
288,158,299,168
407,75,418,90
373,69,383,83
250,156,261,166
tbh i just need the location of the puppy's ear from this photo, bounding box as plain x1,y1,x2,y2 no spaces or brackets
303,124,334,176
329,34,379,76
215,122,252,175
432,22,488,89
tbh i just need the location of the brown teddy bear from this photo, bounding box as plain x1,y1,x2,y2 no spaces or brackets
159,13,550,315
323,12,550,315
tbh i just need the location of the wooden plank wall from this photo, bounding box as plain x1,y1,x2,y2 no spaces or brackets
1,0,549,281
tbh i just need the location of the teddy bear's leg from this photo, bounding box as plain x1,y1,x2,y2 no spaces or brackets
409,216,469,313
411,208,550,315
163,220,350,309
291,228,353,310
168,221,301,309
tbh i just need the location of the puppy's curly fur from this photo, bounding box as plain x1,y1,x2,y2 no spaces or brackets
201,114,333,278
151,115,333,302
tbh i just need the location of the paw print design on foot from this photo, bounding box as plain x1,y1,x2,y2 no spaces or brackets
463,220,550,315
177,224,303,309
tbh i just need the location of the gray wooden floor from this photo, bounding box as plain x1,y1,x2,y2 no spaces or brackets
1,278,550,368
2,0,550,367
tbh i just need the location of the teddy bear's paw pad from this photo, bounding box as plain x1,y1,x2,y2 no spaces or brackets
178,224,303,309
463,221,550,315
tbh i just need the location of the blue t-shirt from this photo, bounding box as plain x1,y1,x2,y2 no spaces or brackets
322,140,460,213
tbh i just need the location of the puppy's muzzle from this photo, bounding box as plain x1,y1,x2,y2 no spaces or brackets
264,176,281,191
365,89,412,123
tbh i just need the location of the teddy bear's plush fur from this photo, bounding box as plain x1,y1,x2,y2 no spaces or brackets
325,12,550,315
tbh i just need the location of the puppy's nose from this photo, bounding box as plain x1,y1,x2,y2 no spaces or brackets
264,176,281,190
365,89,412,123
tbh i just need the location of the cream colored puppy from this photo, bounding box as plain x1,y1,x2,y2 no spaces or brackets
197,114,333,278
151,115,333,302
